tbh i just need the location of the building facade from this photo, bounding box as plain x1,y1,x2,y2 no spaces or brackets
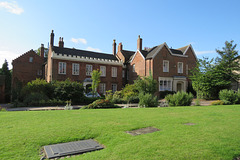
117,36,197,92
12,30,197,96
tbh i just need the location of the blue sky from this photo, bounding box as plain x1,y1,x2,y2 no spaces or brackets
0,0,240,69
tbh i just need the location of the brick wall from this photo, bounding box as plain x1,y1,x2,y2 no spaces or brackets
51,59,123,91
12,50,44,89
130,51,145,83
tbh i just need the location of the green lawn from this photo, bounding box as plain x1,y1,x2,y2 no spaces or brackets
0,105,240,160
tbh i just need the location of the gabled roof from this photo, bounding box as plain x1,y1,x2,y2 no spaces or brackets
130,43,194,63
12,50,37,63
145,44,164,59
52,46,118,61
121,50,135,62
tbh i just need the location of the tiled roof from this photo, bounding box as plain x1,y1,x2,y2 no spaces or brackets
145,44,164,59
177,45,189,53
121,50,135,62
170,49,183,55
52,46,118,61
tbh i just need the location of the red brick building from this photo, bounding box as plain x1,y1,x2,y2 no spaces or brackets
12,48,45,89
45,30,123,95
12,30,197,95
117,35,197,92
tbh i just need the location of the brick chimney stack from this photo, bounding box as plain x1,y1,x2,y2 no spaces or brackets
50,30,54,47
40,44,44,58
118,43,123,52
58,37,64,48
137,35,142,51
61,37,64,48
113,39,116,55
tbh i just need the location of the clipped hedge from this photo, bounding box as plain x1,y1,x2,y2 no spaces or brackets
165,91,193,106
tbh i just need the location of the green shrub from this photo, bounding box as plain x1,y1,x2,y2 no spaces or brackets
165,91,193,106
159,91,176,99
0,106,7,112
219,89,238,105
138,93,158,108
194,99,201,106
21,79,54,100
211,100,224,105
53,79,84,103
82,97,101,105
82,99,120,109
23,92,49,106
112,91,126,104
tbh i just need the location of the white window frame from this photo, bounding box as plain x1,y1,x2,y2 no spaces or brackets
86,64,93,76
112,67,117,77
59,62,66,74
178,62,183,73
29,57,33,62
72,63,79,75
100,66,106,77
122,70,125,78
163,60,169,72
132,64,135,72
159,79,172,91
112,83,117,93
99,83,106,95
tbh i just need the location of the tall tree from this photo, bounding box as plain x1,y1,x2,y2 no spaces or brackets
0,60,12,102
91,70,101,97
191,58,230,99
216,40,240,81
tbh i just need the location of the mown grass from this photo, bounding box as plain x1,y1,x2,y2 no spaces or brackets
0,105,240,160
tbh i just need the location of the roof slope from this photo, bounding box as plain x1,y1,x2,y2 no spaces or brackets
121,50,135,62
52,46,118,61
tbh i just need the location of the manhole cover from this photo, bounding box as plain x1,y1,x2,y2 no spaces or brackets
184,123,196,125
126,127,160,136
44,139,103,159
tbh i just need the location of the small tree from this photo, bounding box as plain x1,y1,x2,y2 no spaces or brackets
134,72,157,95
91,70,101,97
0,60,12,102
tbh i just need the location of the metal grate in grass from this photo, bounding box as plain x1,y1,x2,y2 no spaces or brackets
43,139,103,159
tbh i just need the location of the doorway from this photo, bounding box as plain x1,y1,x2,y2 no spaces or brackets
177,82,182,92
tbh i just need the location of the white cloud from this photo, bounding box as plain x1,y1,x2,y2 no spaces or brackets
86,47,101,52
0,1,24,15
0,50,19,69
71,38,87,45
195,50,215,55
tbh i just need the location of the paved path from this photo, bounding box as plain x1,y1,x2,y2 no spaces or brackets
1,99,215,111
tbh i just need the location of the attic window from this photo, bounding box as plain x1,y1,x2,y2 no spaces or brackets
29,57,33,62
